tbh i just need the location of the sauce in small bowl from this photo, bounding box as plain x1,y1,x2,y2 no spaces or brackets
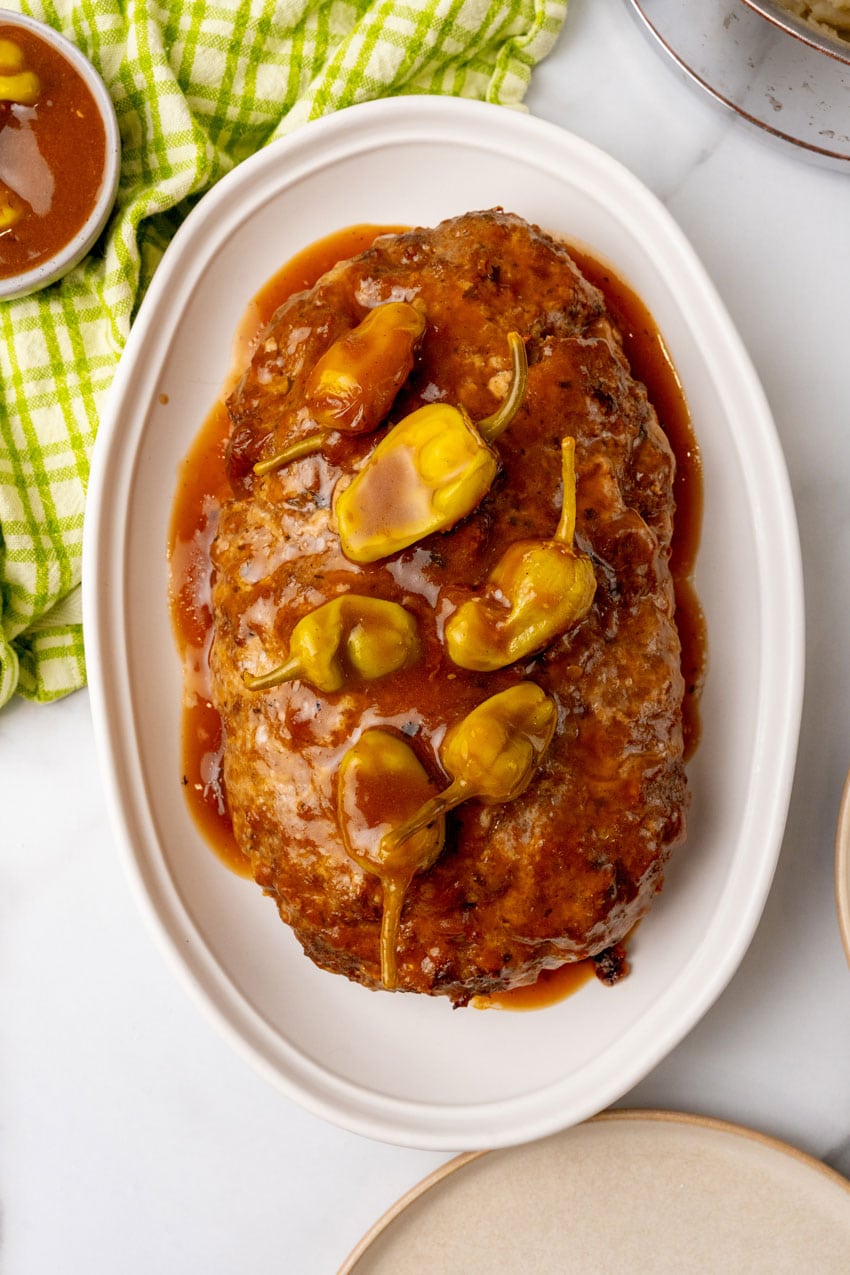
0,11,120,299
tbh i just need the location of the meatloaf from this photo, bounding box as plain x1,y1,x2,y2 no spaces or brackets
209,209,689,1004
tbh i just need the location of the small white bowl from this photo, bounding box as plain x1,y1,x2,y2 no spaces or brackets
0,10,120,301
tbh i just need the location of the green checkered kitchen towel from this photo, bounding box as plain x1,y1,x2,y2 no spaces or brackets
0,0,567,708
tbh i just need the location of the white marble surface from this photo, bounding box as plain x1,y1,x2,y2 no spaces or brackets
4,0,850,1269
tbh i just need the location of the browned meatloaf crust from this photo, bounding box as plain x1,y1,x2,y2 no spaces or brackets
209,209,689,1004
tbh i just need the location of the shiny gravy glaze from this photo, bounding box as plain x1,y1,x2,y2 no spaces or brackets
168,222,705,1010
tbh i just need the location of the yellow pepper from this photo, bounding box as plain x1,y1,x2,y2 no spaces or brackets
0,38,25,70
338,729,445,988
253,301,426,475
335,332,528,563
0,186,23,232
445,436,596,670
0,40,40,104
380,681,557,857
243,594,419,694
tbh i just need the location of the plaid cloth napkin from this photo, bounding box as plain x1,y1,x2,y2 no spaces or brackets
0,0,567,708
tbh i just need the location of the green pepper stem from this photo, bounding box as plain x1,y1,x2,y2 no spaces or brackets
253,431,331,476
478,332,528,443
379,875,410,989
380,778,470,857
555,436,578,545
243,656,303,690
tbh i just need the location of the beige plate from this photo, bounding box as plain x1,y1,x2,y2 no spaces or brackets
835,768,850,962
339,1110,850,1274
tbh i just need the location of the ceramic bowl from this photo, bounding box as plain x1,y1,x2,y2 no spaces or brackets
0,10,120,300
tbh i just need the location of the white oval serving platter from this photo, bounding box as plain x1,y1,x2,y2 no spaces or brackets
82,95,804,1150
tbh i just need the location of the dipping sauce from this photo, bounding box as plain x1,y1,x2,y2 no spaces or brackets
0,23,107,279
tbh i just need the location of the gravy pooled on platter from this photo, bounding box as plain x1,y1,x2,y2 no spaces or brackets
169,211,704,1007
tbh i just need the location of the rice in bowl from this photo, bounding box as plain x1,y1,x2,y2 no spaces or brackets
774,0,850,39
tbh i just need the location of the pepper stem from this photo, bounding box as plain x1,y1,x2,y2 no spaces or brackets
253,431,330,476
379,876,411,989
477,332,528,443
243,656,303,691
555,436,578,545
380,778,470,858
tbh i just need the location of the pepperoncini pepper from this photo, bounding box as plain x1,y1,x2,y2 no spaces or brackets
0,41,40,231
338,729,446,989
243,594,420,693
335,331,528,563
380,681,557,858
253,301,426,475
0,38,40,106
445,436,596,671
0,187,23,233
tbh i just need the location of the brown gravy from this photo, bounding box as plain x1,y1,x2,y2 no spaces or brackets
168,221,705,987
571,247,705,760
472,959,596,1011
